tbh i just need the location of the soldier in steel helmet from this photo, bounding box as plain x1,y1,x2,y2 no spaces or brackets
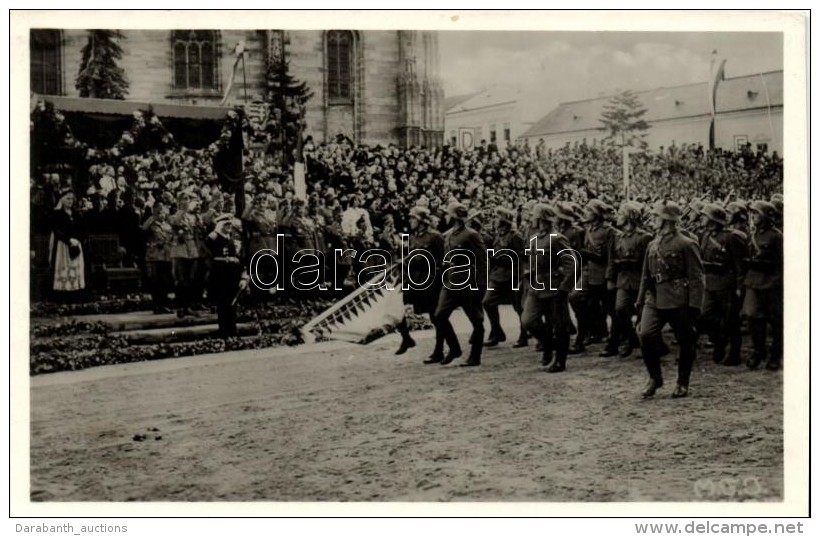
637,200,705,399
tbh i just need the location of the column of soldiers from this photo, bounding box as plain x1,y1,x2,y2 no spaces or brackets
406,194,783,400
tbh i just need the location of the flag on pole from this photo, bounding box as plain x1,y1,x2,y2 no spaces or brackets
221,41,246,106
294,162,307,201
708,50,727,118
622,145,631,200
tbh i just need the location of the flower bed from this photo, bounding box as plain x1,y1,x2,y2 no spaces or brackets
29,295,434,375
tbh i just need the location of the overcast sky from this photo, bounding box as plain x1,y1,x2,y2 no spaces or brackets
439,31,783,119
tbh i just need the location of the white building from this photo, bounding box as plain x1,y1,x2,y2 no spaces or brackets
444,85,532,151
519,70,783,156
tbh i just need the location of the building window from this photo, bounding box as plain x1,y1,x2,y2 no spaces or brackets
172,30,219,92
756,143,768,154
31,29,61,95
504,123,511,142
326,30,353,102
734,135,749,152
489,124,497,143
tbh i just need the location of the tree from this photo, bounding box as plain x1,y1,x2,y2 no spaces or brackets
262,55,313,165
75,30,129,99
599,90,650,149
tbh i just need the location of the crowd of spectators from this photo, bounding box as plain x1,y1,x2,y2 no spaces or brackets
30,135,783,305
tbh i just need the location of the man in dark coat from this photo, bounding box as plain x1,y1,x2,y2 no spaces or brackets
206,214,250,337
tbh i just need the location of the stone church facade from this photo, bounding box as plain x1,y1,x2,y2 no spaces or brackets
30,29,445,148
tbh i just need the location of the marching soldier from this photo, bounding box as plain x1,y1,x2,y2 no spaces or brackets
602,201,652,358
570,199,616,353
724,201,750,365
520,204,578,373
206,214,250,338
743,201,783,371
483,207,525,347
697,203,746,365
435,201,487,367
637,200,705,399
393,206,446,361
511,200,540,349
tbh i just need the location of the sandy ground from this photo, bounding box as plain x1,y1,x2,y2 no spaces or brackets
29,307,782,503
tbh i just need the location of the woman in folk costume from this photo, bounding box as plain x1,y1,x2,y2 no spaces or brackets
49,188,86,301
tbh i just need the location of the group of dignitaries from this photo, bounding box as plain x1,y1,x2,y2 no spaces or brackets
393,194,784,399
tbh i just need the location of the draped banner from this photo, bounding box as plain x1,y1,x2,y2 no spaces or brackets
301,264,405,344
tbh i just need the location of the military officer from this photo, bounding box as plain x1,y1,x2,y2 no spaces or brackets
435,201,488,367
697,203,747,365
141,202,174,313
169,194,201,318
602,201,652,358
483,207,525,347
206,214,250,338
520,204,578,373
743,201,783,371
637,200,705,398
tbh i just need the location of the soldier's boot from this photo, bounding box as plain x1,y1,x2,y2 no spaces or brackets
711,340,726,365
424,335,445,364
539,341,554,367
547,335,569,373
568,336,586,355
461,342,482,367
395,320,416,355
747,319,767,370
512,331,529,348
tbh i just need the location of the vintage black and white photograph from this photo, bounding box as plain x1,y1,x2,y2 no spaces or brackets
12,10,808,514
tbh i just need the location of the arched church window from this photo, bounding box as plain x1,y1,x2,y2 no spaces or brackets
172,30,219,91
326,30,353,102
31,29,62,95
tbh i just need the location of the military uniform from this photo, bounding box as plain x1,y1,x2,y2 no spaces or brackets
404,228,445,315
434,202,487,366
521,205,578,372
483,213,525,346
605,223,652,357
206,217,249,337
638,202,705,398
169,209,201,317
697,204,746,364
742,202,783,370
142,212,174,313
571,212,616,348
